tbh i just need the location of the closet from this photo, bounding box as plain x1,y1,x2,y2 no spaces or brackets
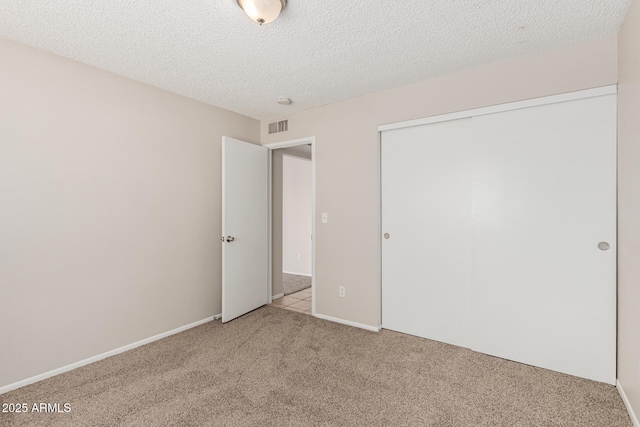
381,87,617,384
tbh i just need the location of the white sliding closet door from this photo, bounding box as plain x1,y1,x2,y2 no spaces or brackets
468,95,617,384
381,118,474,349
381,91,616,384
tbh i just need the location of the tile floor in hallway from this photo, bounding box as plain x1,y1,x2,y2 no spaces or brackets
270,288,312,315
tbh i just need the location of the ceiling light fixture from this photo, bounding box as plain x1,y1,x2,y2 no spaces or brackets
237,0,287,25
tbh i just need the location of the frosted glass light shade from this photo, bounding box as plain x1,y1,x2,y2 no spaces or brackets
237,0,286,25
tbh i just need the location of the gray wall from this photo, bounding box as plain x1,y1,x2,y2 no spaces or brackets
0,38,259,389
617,0,640,420
282,155,312,275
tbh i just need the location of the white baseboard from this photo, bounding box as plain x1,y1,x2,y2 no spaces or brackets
313,313,381,332
272,293,284,300
0,316,215,395
618,380,640,427
282,271,312,277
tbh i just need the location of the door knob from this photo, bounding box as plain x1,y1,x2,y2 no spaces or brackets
226,236,235,242
598,242,610,251
384,233,390,239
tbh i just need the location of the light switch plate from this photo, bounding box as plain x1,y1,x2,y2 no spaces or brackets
322,213,328,223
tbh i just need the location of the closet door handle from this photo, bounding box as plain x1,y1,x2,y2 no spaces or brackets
226,236,235,242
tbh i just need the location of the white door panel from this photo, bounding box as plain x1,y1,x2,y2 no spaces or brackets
222,137,269,323
381,94,616,384
382,118,474,348
468,96,617,384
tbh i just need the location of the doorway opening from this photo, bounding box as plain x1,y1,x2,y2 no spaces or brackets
266,139,315,316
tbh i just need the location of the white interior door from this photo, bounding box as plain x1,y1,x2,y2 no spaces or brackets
222,136,268,323
381,92,616,384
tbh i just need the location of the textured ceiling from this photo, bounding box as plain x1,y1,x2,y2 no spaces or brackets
0,1,632,120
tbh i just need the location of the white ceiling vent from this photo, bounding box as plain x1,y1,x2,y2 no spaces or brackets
268,120,288,134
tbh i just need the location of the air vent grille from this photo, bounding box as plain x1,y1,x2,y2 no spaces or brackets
268,120,288,134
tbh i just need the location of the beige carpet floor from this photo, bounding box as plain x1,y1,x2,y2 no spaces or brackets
282,273,311,295
0,306,632,427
